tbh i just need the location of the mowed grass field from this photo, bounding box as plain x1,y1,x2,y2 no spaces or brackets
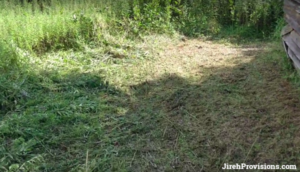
2,33,300,171
1,1,300,171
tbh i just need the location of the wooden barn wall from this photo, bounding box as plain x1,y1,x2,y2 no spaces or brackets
282,30,300,70
282,0,300,70
284,0,300,35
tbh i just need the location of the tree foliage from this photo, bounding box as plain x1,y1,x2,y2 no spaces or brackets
124,0,283,36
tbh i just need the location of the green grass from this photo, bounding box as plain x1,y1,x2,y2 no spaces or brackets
2,36,300,171
1,1,300,172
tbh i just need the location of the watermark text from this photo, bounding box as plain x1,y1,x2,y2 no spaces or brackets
222,163,297,170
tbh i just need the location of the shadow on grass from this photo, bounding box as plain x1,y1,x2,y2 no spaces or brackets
1,41,300,172
0,69,127,171
181,25,273,45
120,44,300,171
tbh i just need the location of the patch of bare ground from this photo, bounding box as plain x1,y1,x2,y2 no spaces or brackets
106,36,300,171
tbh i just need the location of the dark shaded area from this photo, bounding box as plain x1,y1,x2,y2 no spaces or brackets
0,70,120,114
19,0,51,12
32,32,82,55
115,45,300,171
0,68,128,170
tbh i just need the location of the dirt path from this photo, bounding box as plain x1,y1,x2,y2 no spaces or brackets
104,37,300,171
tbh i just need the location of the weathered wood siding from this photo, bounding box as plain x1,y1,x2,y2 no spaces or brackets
282,0,300,71
282,31,300,70
284,0,300,35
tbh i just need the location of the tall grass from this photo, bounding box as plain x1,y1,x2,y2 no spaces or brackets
0,0,105,54
0,0,108,115
0,0,284,54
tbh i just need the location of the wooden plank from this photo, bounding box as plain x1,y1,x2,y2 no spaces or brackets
284,13,300,29
292,0,300,5
288,47,300,71
282,1,300,71
282,31,300,62
284,4,299,12
284,0,300,35
282,36,300,70
281,25,293,36
283,6,300,21
285,0,300,7
285,14,300,35
283,6,300,17
282,32,298,58
290,31,300,50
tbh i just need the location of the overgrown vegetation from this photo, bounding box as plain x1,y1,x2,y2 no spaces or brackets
1,0,300,171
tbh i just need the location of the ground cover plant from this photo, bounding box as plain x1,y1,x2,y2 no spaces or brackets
1,0,300,171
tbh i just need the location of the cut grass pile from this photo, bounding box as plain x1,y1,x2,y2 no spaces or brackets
1,32,300,171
